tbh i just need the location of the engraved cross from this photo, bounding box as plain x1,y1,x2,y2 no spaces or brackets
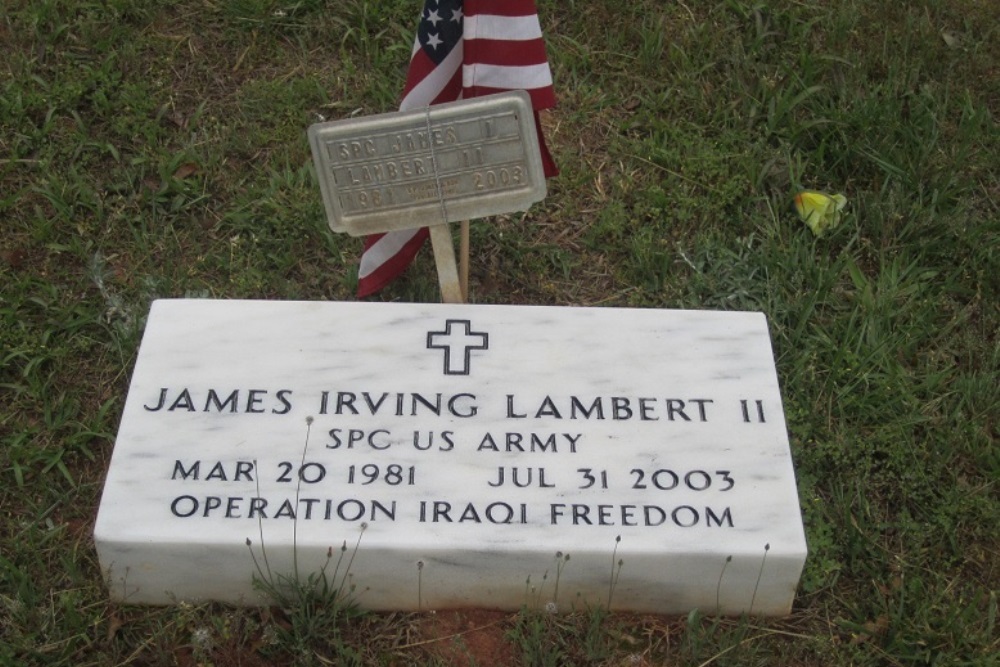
427,319,489,375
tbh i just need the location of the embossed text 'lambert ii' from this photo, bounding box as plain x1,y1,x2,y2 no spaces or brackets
506,395,714,421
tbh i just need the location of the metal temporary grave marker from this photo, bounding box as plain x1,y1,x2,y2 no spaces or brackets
308,91,546,237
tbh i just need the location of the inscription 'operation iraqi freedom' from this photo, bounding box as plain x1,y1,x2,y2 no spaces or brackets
308,92,546,236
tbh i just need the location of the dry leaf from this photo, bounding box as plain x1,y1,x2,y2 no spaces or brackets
0,248,27,270
167,112,188,129
106,612,123,641
173,163,199,180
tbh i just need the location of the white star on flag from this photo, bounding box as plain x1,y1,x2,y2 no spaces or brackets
425,32,443,49
426,9,442,25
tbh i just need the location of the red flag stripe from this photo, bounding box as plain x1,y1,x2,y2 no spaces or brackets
463,83,556,111
432,68,465,105
464,0,545,18
533,112,558,178
401,46,463,109
464,37,549,67
357,228,430,297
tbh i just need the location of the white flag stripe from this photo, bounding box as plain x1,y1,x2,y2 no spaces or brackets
464,14,543,41
359,228,421,279
463,62,553,90
401,42,464,110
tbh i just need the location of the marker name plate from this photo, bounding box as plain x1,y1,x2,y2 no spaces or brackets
308,92,546,236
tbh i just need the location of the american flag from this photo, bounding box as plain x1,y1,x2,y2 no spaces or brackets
357,0,557,298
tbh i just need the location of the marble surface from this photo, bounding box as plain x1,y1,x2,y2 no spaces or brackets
94,300,807,615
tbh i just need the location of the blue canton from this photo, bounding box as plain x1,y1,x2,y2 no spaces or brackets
418,0,464,64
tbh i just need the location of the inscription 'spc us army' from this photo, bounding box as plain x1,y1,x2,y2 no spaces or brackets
308,91,546,236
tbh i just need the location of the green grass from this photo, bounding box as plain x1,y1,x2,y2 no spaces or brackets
1,0,998,664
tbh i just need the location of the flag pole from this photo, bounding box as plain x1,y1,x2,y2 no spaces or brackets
459,220,470,301
429,223,464,303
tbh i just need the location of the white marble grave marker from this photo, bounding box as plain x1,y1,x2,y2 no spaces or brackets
94,300,807,615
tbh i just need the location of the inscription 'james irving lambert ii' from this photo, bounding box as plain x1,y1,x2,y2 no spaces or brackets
141,387,738,424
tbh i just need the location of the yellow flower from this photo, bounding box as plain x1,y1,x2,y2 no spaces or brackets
794,191,847,236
